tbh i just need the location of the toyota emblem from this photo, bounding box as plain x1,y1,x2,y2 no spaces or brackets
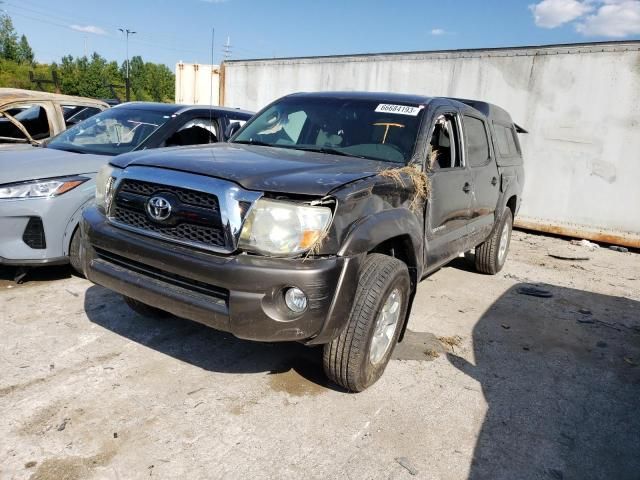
146,196,172,221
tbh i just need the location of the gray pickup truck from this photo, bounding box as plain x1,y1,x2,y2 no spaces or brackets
81,92,525,391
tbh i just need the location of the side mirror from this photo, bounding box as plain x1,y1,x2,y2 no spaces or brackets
225,122,242,140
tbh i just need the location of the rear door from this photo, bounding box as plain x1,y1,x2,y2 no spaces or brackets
463,114,500,246
424,108,473,269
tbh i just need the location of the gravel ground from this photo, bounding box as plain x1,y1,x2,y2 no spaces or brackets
1,230,639,480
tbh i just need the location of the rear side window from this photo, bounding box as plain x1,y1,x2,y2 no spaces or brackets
494,123,520,157
227,116,248,129
464,116,490,167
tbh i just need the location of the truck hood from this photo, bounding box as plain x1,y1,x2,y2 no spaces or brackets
111,143,392,196
0,147,108,184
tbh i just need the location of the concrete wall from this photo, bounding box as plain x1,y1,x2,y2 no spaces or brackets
175,62,220,106
222,42,640,247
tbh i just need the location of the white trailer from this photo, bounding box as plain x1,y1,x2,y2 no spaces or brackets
175,62,220,106
220,41,640,248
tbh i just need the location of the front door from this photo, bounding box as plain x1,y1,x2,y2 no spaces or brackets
424,111,473,270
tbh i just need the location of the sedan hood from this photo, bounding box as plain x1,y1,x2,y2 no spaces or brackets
111,143,392,196
0,143,34,151
0,147,108,184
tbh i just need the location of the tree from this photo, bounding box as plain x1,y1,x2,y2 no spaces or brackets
17,34,34,65
0,12,19,61
0,9,174,103
145,62,174,102
122,55,175,102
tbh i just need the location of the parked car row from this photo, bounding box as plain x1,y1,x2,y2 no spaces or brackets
0,99,252,271
0,89,525,392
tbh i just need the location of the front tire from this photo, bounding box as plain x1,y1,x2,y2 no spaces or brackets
69,227,83,275
323,254,410,392
475,208,513,275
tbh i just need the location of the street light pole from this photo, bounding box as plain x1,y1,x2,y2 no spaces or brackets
118,28,136,102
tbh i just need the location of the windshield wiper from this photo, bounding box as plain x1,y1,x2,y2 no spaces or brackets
233,139,273,147
294,146,369,159
47,145,88,154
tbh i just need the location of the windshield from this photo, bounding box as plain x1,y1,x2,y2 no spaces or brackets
47,107,171,155
232,97,424,164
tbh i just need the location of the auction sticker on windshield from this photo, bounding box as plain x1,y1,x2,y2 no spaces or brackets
375,104,422,116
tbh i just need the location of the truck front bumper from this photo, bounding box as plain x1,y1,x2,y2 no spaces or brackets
81,206,360,344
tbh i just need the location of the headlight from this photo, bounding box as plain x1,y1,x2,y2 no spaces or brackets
95,164,120,212
238,198,333,256
0,176,88,199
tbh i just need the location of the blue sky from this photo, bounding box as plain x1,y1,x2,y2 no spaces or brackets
2,0,639,69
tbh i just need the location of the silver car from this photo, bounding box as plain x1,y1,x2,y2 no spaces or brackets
0,102,253,273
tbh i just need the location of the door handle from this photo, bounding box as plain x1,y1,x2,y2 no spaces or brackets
463,182,471,193
491,176,498,186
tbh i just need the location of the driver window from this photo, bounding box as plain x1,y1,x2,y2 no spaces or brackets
164,118,219,147
428,114,461,170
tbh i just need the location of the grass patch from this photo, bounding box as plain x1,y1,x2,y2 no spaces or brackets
438,335,463,351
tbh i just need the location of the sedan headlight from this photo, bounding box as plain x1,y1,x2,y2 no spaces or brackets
95,164,121,212
238,199,333,256
0,176,88,199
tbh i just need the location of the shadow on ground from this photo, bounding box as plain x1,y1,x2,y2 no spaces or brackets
449,283,640,480
83,285,339,393
84,280,640,479
0,265,73,288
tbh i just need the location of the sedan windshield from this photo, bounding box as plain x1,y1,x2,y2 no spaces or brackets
47,107,171,156
232,97,424,164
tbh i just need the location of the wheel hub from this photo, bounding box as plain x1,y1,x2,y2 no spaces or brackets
498,220,510,264
369,288,402,365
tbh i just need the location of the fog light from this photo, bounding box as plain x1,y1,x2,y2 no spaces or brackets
284,287,308,313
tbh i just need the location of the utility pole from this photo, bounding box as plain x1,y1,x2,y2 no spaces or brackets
223,36,232,61
118,27,136,102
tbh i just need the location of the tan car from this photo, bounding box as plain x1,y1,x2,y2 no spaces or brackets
0,88,109,148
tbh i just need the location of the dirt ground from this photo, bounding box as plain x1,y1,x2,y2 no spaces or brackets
1,230,639,480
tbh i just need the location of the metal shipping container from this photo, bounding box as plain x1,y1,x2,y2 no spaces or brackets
221,41,640,248
175,62,220,106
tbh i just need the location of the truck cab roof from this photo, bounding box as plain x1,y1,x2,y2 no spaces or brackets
283,92,525,131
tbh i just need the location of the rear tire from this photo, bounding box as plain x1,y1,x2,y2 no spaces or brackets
323,254,410,392
123,296,171,319
475,208,513,275
69,227,83,276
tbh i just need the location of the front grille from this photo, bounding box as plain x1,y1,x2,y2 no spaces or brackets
111,179,226,249
22,217,46,249
95,247,229,304
111,207,226,246
119,179,219,211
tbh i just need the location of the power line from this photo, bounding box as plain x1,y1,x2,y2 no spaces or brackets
5,2,208,57
6,1,275,62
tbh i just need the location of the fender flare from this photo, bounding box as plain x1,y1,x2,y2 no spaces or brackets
338,208,423,272
497,174,522,219
337,208,424,344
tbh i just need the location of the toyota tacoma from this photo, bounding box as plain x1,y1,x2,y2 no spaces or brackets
81,92,525,392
